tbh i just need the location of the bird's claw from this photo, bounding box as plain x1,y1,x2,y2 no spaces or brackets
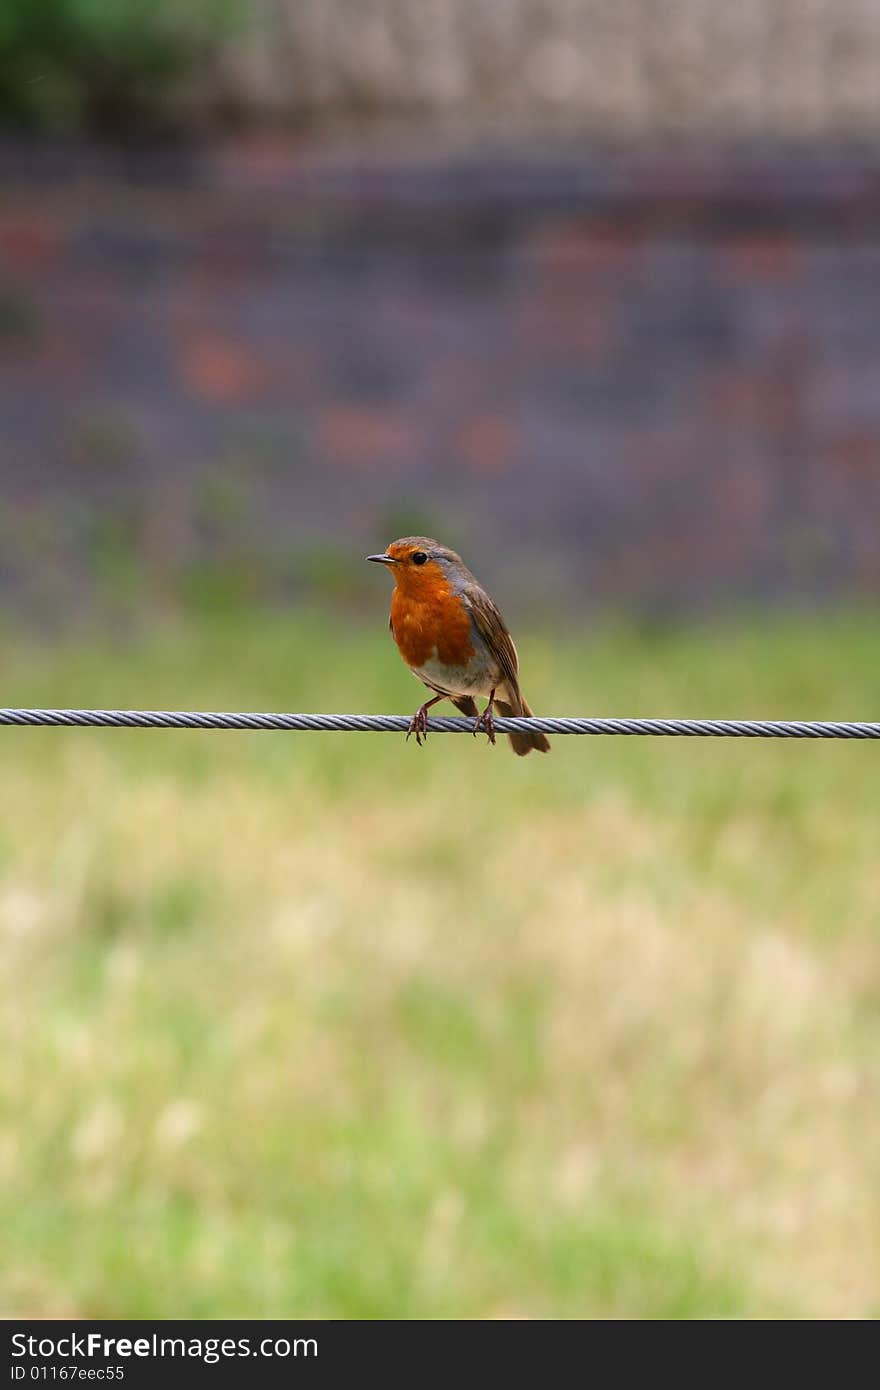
473,708,496,746
406,706,430,745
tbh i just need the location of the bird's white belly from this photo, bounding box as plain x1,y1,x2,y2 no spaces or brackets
411,648,494,698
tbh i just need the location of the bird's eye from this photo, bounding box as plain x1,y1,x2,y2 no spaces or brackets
411,551,428,566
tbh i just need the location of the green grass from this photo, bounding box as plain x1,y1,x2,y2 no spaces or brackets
1,608,879,1318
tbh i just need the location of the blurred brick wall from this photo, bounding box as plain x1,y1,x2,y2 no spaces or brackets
221,0,880,138
1,141,879,618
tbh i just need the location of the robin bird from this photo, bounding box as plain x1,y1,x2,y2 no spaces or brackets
366,536,550,756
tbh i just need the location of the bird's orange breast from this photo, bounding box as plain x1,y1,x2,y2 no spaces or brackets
390,578,475,670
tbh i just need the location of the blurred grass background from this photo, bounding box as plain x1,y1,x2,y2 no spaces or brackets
1,608,878,1318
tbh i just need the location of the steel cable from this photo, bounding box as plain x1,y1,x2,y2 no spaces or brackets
0,709,878,739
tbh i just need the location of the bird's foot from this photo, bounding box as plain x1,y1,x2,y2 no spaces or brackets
473,706,496,746
406,704,431,745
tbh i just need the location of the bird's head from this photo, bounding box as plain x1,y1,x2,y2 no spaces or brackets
366,537,472,596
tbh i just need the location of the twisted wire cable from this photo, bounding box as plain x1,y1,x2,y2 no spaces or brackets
0,709,878,739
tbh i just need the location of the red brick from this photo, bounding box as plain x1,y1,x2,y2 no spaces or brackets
517,290,613,359
824,429,878,474
522,219,642,274
456,414,517,474
716,236,800,283
178,334,268,403
316,404,417,468
0,214,60,273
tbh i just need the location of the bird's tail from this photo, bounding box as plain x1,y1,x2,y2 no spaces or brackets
496,696,551,756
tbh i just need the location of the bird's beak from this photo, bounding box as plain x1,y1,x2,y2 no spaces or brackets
366,553,397,565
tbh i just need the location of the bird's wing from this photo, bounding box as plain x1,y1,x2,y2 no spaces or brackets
465,587,522,702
